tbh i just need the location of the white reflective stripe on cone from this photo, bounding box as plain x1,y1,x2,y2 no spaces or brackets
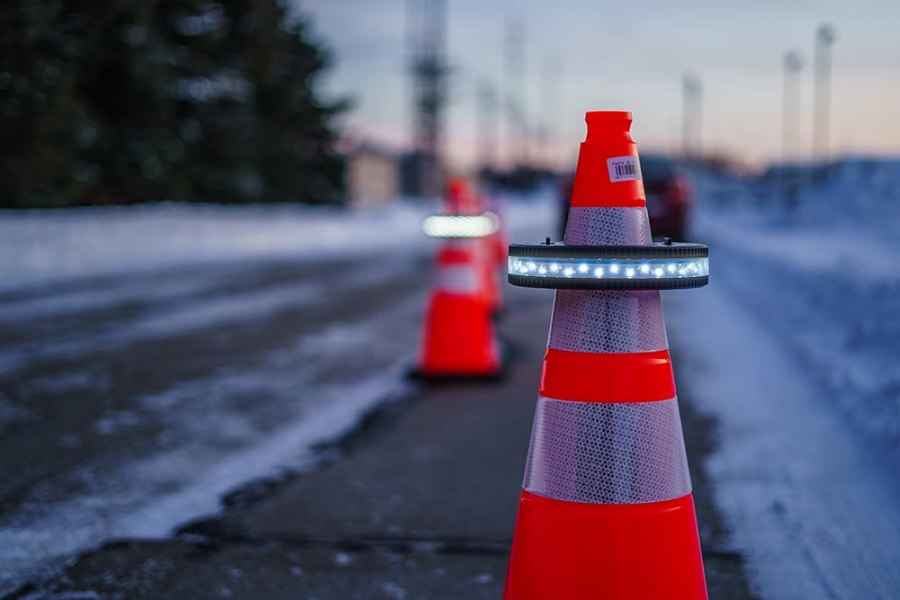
434,265,479,294
549,289,668,353
553,206,668,352
564,207,652,246
523,396,691,504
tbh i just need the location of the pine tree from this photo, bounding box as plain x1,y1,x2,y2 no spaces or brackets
0,0,346,207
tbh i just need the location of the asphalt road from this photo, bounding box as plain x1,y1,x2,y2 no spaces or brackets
1,249,756,598
0,251,432,595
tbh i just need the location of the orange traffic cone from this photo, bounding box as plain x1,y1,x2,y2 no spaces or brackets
416,240,501,378
475,191,504,312
445,176,480,215
483,190,509,266
442,177,502,312
477,235,502,312
503,111,708,599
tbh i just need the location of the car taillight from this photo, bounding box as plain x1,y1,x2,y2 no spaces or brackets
665,176,692,207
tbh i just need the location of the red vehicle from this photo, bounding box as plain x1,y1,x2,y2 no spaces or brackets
557,154,693,241
641,154,693,240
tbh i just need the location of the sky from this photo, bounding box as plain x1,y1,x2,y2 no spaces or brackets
293,0,900,170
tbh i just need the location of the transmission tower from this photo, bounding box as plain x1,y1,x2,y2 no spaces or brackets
407,0,448,197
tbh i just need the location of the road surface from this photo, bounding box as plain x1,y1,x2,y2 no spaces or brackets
0,249,431,594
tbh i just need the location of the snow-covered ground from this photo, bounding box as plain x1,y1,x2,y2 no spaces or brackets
672,160,900,598
0,202,432,292
0,191,554,293
0,191,556,595
694,160,900,464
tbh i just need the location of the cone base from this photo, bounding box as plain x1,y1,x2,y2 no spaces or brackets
504,491,707,600
418,292,501,377
407,364,505,382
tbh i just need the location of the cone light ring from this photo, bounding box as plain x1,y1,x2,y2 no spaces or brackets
507,242,708,290
423,212,499,238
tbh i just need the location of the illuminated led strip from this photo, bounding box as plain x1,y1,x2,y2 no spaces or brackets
523,396,691,504
507,243,708,290
510,256,707,279
423,212,499,238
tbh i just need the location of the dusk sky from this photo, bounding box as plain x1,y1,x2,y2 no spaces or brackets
295,0,900,169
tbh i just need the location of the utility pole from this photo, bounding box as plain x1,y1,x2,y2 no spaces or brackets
476,79,498,172
812,24,836,166
783,51,804,164
537,55,562,170
682,72,702,161
407,0,448,197
782,51,804,211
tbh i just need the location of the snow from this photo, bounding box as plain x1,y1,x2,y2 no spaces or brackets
0,191,554,293
669,283,900,599
669,160,900,598
0,202,430,291
692,161,900,466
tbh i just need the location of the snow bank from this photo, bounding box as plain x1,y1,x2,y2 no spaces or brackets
0,202,429,291
693,163,900,463
667,286,900,599
0,191,556,292
675,161,900,597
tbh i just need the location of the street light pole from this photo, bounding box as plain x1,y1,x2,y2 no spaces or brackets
477,80,498,172
783,51,803,210
682,72,702,161
783,51,803,165
812,24,836,166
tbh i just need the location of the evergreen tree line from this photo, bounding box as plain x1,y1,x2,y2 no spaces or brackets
1,0,347,208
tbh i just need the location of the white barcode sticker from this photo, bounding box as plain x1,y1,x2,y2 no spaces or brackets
607,156,642,182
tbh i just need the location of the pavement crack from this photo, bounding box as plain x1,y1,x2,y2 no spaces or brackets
176,524,513,556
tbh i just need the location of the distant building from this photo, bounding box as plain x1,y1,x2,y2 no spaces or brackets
400,151,446,199
344,143,399,208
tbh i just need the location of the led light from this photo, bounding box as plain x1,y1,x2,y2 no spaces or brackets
507,256,709,282
507,242,708,290
509,257,709,281
423,212,499,238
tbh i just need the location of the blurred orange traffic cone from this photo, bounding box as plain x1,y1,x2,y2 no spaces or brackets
475,191,504,312
416,241,501,377
503,111,708,599
477,237,502,312
483,190,509,265
445,176,480,215
442,177,502,312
